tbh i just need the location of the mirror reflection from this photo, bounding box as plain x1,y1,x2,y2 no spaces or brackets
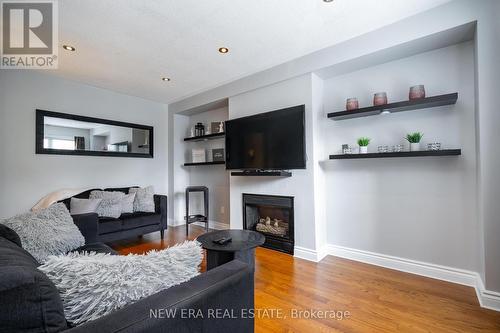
39,114,152,156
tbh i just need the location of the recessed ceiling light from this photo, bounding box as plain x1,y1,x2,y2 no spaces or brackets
161,77,171,82
323,0,334,2
218,47,229,54
381,110,391,115
62,45,76,51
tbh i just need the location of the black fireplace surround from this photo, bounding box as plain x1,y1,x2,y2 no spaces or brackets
242,193,294,255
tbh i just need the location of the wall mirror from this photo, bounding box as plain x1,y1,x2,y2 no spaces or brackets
36,109,153,158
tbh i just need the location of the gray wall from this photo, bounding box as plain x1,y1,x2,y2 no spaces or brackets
228,74,319,251
0,71,168,218
475,0,500,292
323,41,479,272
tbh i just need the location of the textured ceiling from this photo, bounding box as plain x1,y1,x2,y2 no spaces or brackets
49,0,450,104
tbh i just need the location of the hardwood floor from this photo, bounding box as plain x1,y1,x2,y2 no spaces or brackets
109,225,500,333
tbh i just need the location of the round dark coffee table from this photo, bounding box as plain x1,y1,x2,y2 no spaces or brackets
196,230,265,270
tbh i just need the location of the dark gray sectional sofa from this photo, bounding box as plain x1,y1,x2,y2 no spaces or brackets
0,210,255,332
60,187,168,242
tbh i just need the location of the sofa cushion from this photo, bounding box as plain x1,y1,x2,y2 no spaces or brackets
70,197,102,215
0,203,85,263
98,217,123,234
0,237,67,332
129,186,155,213
90,191,125,219
121,193,136,214
121,212,161,230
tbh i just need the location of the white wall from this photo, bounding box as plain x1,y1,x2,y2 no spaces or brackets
323,42,479,271
0,71,168,218
228,74,319,252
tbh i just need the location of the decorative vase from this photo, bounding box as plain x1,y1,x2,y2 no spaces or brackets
373,92,388,106
409,85,426,100
410,142,420,151
359,146,368,154
346,98,359,110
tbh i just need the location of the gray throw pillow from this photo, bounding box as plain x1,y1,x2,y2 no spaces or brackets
89,191,125,219
39,240,203,324
70,198,102,215
121,193,136,214
129,186,155,212
0,203,85,263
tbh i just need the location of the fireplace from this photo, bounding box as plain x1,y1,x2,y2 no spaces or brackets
243,193,294,255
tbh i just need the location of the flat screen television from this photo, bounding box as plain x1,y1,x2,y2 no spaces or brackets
225,105,306,170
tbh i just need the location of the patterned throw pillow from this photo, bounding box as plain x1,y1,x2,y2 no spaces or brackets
129,186,155,213
89,191,125,219
0,203,85,263
121,193,136,214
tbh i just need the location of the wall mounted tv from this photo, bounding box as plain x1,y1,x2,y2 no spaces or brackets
225,105,306,170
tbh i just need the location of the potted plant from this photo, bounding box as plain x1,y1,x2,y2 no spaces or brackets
357,137,370,154
406,132,423,151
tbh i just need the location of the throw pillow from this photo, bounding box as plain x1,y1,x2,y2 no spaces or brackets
0,203,85,263
70,197,102,215
89,191,125,219
39,240,203,325
129,186,155,212
121,193,136,214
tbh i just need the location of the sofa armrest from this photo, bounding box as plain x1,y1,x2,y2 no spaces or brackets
65,260,254,333
154,194,167,230
72,213,99,244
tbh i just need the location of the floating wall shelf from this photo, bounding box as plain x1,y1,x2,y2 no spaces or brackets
184,132,225,142
184,161,226,166
230,170,292,177
327,93,458,120
329,149,461,160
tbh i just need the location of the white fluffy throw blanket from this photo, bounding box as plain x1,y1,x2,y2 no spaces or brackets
39,241,203,324
32,188,92,211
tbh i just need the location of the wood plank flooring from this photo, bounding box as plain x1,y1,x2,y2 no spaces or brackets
109,225,500,333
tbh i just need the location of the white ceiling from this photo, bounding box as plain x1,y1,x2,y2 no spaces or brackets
50,0,450,104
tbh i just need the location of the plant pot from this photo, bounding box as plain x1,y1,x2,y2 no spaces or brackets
410,142,420,151
359,146,368,154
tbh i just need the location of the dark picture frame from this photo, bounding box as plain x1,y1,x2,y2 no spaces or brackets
35,109,154,158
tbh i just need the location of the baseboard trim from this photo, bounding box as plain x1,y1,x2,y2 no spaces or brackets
476,277,500,311
192,220,229,230
324,244,500,312
294,246,323,262
325,244,478,286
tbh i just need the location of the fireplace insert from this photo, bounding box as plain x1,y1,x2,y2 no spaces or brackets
242,193,294,255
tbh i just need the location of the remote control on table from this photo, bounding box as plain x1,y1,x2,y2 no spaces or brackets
212,237,232,245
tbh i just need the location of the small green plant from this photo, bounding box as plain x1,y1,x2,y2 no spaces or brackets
406,132,424,143
357,137,371,146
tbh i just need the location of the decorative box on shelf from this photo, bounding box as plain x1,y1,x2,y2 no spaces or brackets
191,148,206,163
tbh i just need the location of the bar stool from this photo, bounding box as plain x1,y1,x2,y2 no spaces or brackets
185,186,209,235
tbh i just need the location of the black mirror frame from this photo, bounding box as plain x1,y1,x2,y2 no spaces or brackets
35,109,154,158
